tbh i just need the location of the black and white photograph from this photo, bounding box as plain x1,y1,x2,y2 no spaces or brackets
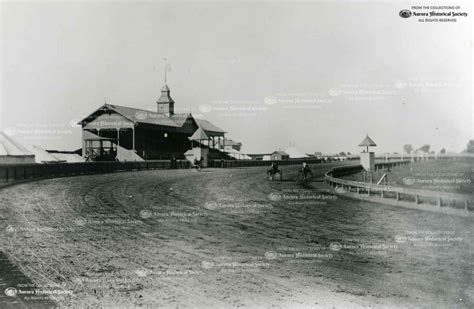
0,0,472,308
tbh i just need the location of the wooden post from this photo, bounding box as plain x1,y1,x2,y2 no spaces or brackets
465,201,468,211
415,195,419,204
132,127,135,151
381,190,384,198
437,197,441,207
396,191,399,201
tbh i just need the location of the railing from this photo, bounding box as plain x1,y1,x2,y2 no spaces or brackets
0,160,190,185
209,158,338,168
324,161,471,211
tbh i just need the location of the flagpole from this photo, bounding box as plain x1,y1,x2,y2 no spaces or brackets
164,57,167,84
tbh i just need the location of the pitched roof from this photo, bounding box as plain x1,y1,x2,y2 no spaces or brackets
79,104,226,134
83,130,116,141
358,135,377,147
170,113,192,127
194,118,226,134
108,104,179,127
189,127,210,141
272,150,289,156
0,132,34,156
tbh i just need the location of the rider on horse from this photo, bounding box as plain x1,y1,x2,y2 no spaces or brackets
269,161,279,174
301,162,313,178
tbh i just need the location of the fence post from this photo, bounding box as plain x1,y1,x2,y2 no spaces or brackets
415,195,419,204
437,197,442,207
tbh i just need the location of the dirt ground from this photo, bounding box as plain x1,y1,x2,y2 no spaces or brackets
0,162,472,308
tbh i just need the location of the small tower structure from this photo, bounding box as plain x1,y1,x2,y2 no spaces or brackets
359,134,377,182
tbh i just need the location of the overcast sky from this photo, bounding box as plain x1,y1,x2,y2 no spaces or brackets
1,0,472,154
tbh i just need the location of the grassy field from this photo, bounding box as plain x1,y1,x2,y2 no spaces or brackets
0,163,472,308
344,158,474,197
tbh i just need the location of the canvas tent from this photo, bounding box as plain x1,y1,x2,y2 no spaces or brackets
30,145,65,163
0,132,35,164
284,146,309,159
29,145,84,163
226,149,252,160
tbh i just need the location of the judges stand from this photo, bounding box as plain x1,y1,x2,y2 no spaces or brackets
359,134,377,183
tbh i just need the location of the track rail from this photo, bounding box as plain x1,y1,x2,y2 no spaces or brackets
325,161,471,211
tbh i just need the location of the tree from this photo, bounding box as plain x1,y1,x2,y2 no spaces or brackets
419,144,430,153
339,152,346,156
440,148,446,154
467,140,474,153
403,144,413,154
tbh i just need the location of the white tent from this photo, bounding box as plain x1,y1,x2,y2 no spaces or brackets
51,153,84,163
226,150,252,160
0,132,35,164
30,145,65,163
29,145,84,163
284,147,309,159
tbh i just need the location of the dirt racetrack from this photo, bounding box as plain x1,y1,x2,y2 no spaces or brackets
0,163,472,308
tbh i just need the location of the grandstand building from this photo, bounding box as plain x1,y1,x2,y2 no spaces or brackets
79,83,228,160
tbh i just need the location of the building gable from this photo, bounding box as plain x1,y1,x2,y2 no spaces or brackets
84,112,135,130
